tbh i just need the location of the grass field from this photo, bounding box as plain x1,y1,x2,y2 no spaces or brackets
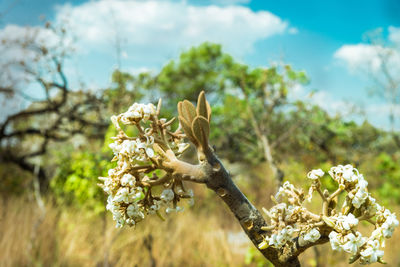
1,194,399,267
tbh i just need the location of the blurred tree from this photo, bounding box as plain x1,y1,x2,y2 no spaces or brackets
373,152,400,205
0,23,108,192
70,42,393,193
362,29,400,140
156,43,230,97
218,63,308,186
285,104,388,165
51,144,113,213
103,69,152,114
141,43,309,185
154,42,233,110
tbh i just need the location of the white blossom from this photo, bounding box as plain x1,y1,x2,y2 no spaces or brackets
108,168,116,177
166,206,184,214
127,203,145,220
282,181,295,190
360,240,384,264
148,200,162,214
146,147,154,158
269,226,294,248
342,232,366,254
121,173,135,186
113,187,130,203
303,228,321,242
120,103,156,124
366,196,380,215
261,164,398,264
329,231,344,251
274,186,285,200
352,188,369,208
160,189,174,202
122,140,137,155
336,213,358,230
328,164,357,183
109,141,122,155
381,210,399,238
307,169,324,179
101,100,193,229
342,164,357,182
357,174,368,189
99,176,113,194
110,115,120,129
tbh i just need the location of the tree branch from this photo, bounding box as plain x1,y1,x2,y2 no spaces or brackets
177,148,303,266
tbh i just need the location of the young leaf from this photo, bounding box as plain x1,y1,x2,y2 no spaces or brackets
206,100,212,122
177,101,183,118
178,115,197,145
191,116,210,149
181,100,197,124
197,91,208,120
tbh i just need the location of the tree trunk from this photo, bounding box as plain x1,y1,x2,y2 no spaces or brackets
202,151,301,266
260,135,284,188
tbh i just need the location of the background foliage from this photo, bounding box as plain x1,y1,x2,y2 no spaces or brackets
1,37,400,266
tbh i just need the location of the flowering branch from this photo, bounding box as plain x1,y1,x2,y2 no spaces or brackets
259,166,399,265
99,92,398,266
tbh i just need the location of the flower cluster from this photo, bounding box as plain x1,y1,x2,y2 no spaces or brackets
258,165,398,265
99,101,193,228
325,165,398,264
259,181,322,250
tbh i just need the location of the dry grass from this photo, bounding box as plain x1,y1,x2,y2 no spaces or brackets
0,196,399,267
0,197,244,267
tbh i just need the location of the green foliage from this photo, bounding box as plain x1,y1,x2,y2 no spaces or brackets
103,69,150,114
0,163,32,196
123,42,314,167
3,40,399,218
374,152,400,205
97,43,398,200
244,246,272,267
50,126,118,213
156,42,233,104
211,94,259,163
214,63,309,165
51,149,114,213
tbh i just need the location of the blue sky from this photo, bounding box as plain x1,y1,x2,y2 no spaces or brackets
1,0,400,129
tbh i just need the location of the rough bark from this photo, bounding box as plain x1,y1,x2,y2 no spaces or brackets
199,149,307,266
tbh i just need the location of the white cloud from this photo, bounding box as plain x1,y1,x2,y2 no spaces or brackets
364,103,400,130
54,0,289,60
334,43,400,75
0,25,59,63
334,26,400,76
290,84,354,117
367,103,400,116
334,44,383,73
332,26,400,129
0,0,293,110
288,27,298,35
211,0,251,5
389,26,400,45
